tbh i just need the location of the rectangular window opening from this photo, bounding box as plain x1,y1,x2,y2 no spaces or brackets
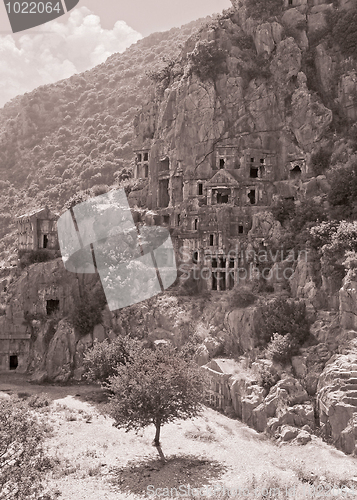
219,257,226,268
144,152,149,161
238,224,244,234
46,299,60,316
198,183,203,196
248,189,256,205
220,272,226,291
43,234,48,249
9,355,18,370
212,272,217,290
210,234,214,246
250,167,259,178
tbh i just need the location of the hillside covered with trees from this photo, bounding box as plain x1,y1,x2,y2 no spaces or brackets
0,16,211,263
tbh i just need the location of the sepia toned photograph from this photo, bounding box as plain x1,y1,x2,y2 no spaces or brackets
1,0,357,498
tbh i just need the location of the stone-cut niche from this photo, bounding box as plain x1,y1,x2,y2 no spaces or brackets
9,355,18,370
46,299,60,316
158,179,170,208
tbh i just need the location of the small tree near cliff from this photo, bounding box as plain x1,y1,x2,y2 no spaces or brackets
106,344,207,460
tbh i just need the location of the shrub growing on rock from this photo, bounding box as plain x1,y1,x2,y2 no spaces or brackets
265,333,299,365
188,40,227,81
228,286,257,308
69,282,107,337
259,297,310,346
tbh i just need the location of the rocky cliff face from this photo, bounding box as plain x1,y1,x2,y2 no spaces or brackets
3,0,357,457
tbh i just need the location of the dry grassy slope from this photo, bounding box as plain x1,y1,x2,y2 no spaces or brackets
0,16,211,263
1,377,357,500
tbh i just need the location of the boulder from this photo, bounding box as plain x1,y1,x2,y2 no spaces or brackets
267,417,281,435
277,403,315,429
241,393,264,427
279,425,299,441
291,356,307,378
195,345,210,366
203,337,222,357
340,415,357,455
282,8,306,30
252,403,267,432
293,430,312,445
339,278,357,331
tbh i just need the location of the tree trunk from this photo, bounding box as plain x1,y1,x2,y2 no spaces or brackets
154,419,166,462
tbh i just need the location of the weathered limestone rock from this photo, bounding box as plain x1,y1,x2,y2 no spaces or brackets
270,37,302,95
290,74,333,151
93,324,106,343
248,211,283,246
277,403,315,429
203,337,222,357
253,22,283,56
264,377,309,423
292,430,312,445
292,356,307,378
279,425,299,441
282,8,306,30
315,44,335,97
340,276,357,331
195,345,210,366
224,306,262,352
252,403,268,432
317,340,357,453
307,5,331,36
45,319,77,381
340,414,357,455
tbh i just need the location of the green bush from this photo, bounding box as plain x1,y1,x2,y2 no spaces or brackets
19,249,57,268
246,0,283,20
69,282,107,337
327,159,357,218
84,335,142,383
265,333,299,364
271,198,295,225
229,286,257,308
331,8,357,60
188,40,227,81
27,394,50,409
310,148,332,176
259,297,310,346
0,397,51,499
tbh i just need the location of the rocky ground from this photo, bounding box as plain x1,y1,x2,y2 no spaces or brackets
2,373,357,500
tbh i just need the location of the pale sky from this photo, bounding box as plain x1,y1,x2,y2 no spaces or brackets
0,0,232,107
